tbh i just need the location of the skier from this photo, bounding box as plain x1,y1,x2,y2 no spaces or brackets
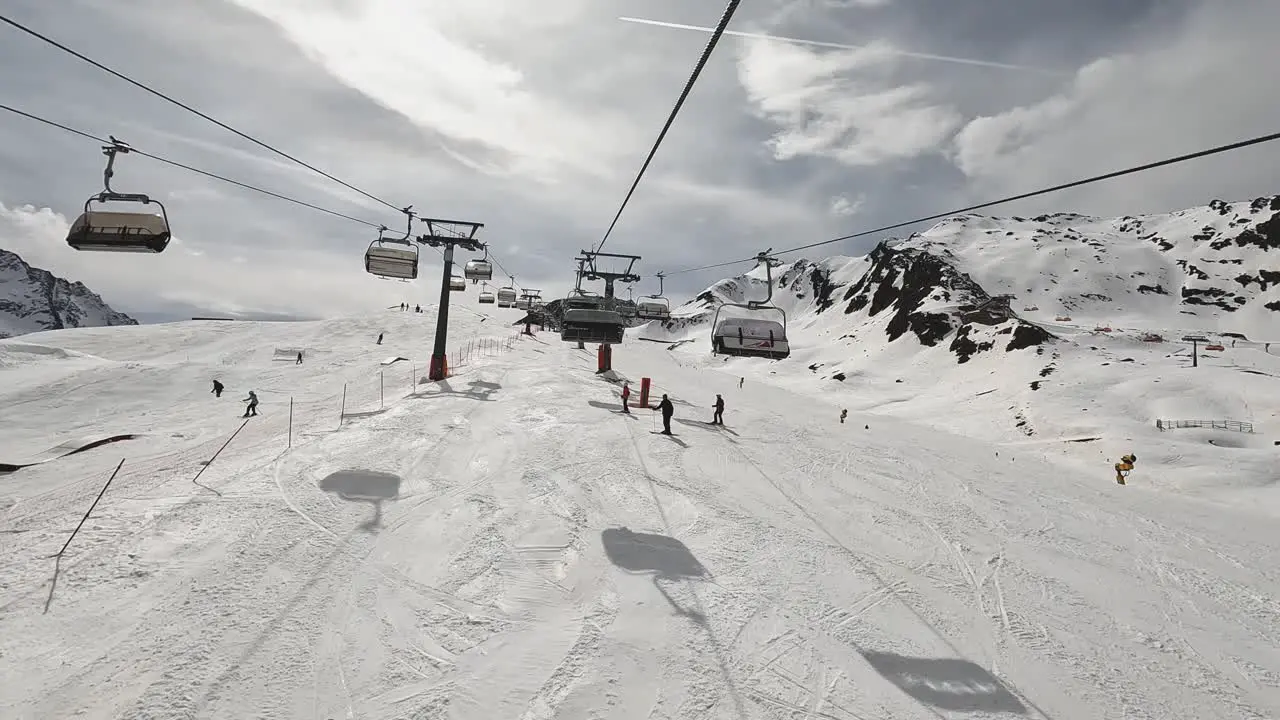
211,379,224,398
739,377,744,389
377,332,384,345
711,394,724,425
296,351,303,364
656,394,674,434
840,409,847,424
415,304,421,313
620,383,631,413
242,390,259,417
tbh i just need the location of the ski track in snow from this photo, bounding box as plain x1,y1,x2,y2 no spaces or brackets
0,311,1278,719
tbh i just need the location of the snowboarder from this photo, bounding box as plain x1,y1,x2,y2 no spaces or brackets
656,394,674,434
296,351,303,364
242,390,259,417
211,379,224,398
377,332,384,345
620,383,631,413
840,409,847,424
711,394,724,425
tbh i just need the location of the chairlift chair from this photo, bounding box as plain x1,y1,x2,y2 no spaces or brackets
709,249,790,359
364,206,418,280
560,293,624,344
66,139,172,253
636,271,671,321
478,290,496,304
496,286,517,307
449,275,466,292
636,298,670,320
464,246,494,282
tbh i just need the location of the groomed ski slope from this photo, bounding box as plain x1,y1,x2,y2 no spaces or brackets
2,311,1278,719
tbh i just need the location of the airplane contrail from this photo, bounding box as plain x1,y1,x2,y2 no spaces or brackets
618,16,1067,75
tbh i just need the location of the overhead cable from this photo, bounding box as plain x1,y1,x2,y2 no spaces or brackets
0,102,384,228
664,128,1280,275
594,0,742,253
0,13,405,216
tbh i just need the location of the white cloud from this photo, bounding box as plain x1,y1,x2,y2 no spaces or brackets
224,0,637,183
949,1,1280,216
736,37,962,166
829,194,865,216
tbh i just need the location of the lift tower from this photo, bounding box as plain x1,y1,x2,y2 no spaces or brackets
418,218,486,381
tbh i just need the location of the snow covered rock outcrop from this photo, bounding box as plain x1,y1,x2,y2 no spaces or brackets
0,248,136,339
638,193,1280,364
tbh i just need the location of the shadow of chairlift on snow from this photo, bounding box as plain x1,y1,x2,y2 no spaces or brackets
319,469,402,531
413,377,501,402
601,527,710,621
859,649,1028,715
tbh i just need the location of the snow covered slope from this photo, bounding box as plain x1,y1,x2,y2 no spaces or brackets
1,312,1278,718
633,195,1280,502
0,248,137,339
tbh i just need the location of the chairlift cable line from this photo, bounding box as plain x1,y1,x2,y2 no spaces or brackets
0,12,411,219
664,127,1280,276
0,102,384,228
594,0,742,254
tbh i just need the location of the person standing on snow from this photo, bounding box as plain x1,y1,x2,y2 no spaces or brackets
377,332,384,345
295,351,303,364
739,377,744,389
711,394,724,425
656,394,674,434
620,383,631,414
840,409,847,424
242,390,259,417
211,379,224,398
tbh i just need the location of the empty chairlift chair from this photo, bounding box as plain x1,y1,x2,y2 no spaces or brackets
711,314,790,359
66,140,172,253
636,298,670,321
464,258,493,283
364,207,419,280
709,250,791,359
478,289,496,304
449,275,466,291
560,296,625,344
496,287,517,307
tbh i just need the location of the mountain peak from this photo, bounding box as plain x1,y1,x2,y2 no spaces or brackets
0,248,137,339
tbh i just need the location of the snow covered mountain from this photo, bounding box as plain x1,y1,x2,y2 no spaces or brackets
643,194,1280,359
0,248,137,339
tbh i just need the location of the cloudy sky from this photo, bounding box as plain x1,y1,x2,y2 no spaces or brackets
1,0,1278,321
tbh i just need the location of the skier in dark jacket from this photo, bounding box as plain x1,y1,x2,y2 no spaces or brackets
295,351,303,364
242,390,259,417
711,394,724,424
211,379,224,398
656,394,674,434
377,332,384,345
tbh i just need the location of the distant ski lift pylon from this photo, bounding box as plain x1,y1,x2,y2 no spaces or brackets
711,250,790,359
365,206,418,280
66,138,172,253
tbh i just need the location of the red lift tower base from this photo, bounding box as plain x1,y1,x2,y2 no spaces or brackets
428,354,449,381
596,344,613,373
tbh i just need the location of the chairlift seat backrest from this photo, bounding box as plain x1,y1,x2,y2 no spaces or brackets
463,260,493,281
449,276,466,291
67,210,171,252
496,287,517,303
365,244,419,280
478,291,496,304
